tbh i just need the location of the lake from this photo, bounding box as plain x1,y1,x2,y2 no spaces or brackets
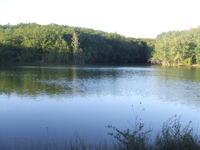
1,63,200,148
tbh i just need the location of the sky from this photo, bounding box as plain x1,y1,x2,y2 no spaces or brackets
0,0,200,38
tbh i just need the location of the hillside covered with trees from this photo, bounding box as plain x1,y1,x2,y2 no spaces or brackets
150,26,200,66
1,23,200,66
0,23,154,64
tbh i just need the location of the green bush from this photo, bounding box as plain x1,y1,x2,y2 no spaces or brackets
107,115,200,150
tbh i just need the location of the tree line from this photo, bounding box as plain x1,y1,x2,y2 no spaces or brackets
150,27,200,66
0,23,154,64
1,23,199,66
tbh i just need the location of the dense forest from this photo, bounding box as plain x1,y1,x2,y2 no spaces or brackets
150,26,200,66
1,23,200,66
0,23,154,64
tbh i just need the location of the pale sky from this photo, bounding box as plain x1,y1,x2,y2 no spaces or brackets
0,0,200,38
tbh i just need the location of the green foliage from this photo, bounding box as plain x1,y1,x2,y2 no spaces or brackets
107,104,152,150
155,116,199,150
151,27,200,66
0,23,153,64
194,46,200,64
107,112,200,150
107,123,151,150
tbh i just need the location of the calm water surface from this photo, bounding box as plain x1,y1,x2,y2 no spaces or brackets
0,64,200,148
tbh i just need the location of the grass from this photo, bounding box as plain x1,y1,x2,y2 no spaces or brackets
107,104,200,150
108,115,200,150
1,105,200,150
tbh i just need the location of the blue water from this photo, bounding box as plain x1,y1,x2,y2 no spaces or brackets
0,64,200,148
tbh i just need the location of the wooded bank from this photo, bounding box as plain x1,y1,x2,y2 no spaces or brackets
1,23,200,66
150,27,200,66
0,23,154,64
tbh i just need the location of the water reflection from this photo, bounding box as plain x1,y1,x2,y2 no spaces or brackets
1,64,200,149
0,65,125,97
150,66,200,108
0,65,200,106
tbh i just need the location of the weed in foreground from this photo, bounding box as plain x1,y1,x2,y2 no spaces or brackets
154,115,200,150
107,104,200,150
1,104,200,150
107,103,152,150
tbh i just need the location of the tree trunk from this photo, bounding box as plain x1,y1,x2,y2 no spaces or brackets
164,57,170,66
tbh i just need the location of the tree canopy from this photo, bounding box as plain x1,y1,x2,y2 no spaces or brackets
0,23,154,64
150,27,200,66
2,23,199,66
